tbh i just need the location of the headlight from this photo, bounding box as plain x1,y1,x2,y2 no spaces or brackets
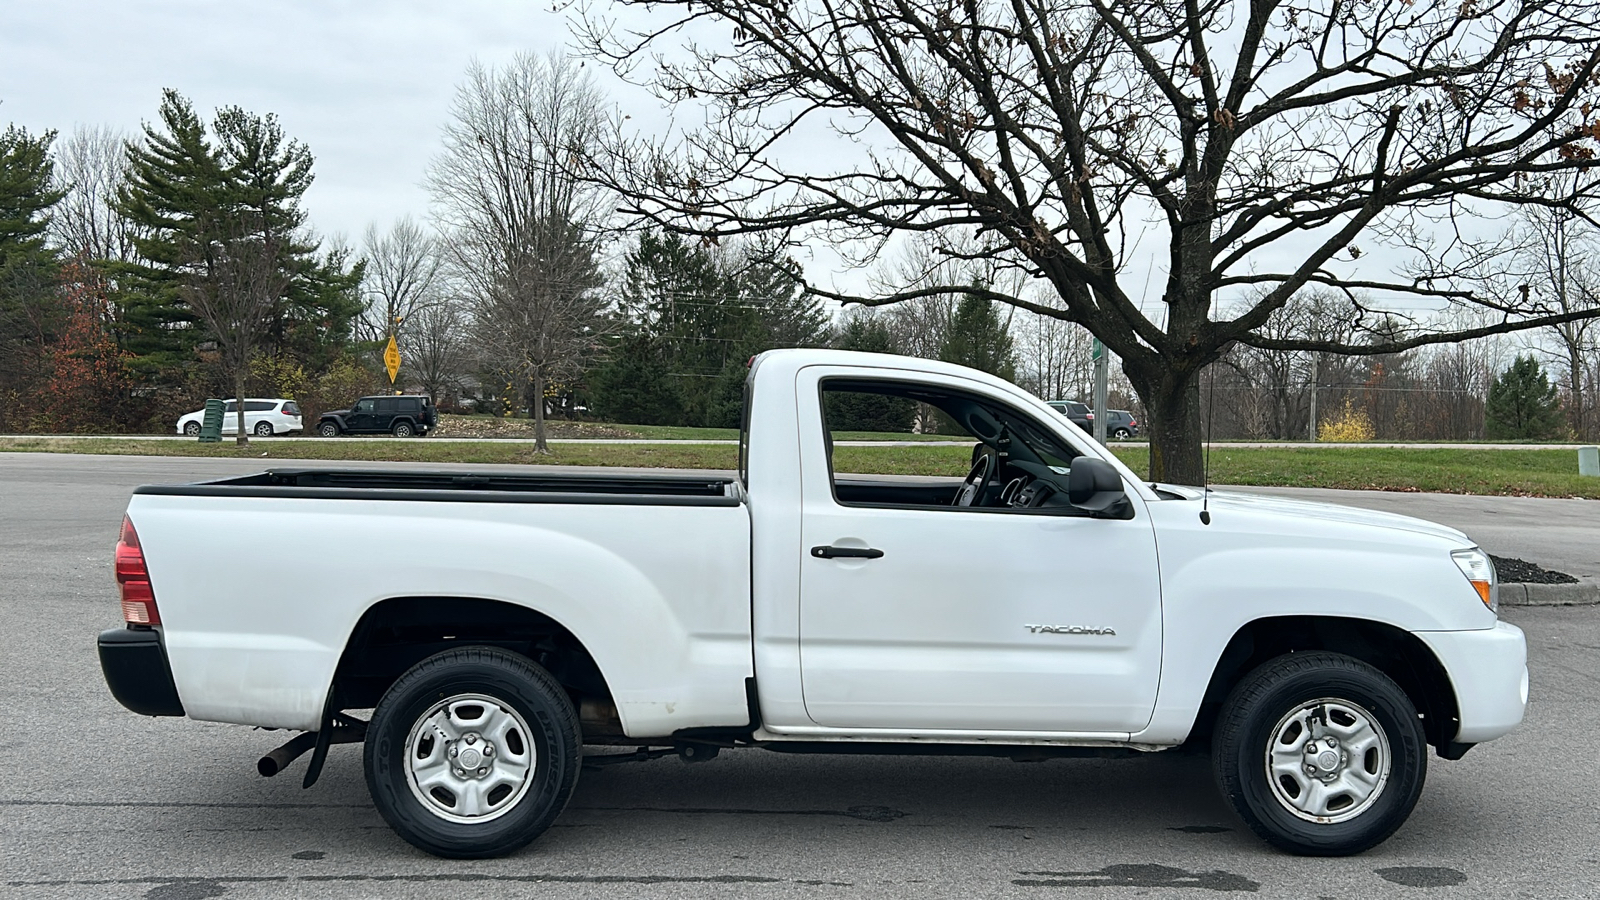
1451,548,1498,612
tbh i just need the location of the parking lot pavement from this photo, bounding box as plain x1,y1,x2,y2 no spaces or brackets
4,452,1598,898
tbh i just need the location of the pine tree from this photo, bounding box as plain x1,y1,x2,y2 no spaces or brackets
826,313,915,432
116,91,361,437
0,125,66,412
0,125,63,267
591,231,828,427
938,292,1016,380
1486,354,1564,440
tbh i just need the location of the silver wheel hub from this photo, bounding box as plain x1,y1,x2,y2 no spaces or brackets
1265,698,1391,824
404,694,536,824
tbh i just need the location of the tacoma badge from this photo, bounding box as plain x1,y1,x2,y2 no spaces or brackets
1025,624,1117,636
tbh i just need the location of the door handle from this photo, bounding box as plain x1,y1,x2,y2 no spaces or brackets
811,545,884,560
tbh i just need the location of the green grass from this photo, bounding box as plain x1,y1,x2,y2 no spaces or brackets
2,438,1596,498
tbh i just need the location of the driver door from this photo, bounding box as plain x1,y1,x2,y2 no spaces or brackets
795,368,1163,736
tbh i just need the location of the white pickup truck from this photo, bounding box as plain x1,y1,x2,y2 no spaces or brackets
99,349,1527,859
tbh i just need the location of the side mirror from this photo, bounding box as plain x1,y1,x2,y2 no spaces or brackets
1067,457,1130,516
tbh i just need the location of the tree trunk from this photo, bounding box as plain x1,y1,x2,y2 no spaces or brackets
1126,363,1205,485
234,370,249,447
531,371,548,454
1569,341,1585,438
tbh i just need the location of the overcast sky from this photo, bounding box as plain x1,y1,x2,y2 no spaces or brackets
0,0,585,244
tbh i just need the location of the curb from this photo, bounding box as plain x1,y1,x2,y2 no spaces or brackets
1500,581,1600,607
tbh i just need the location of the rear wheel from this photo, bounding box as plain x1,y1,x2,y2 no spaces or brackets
393,421,415,438
365,647,581,859
254,421,274,437
1212,652,1426,856
1112,427,1132,439
318,421,340,437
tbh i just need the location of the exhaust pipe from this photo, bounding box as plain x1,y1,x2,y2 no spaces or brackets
258,726,364,777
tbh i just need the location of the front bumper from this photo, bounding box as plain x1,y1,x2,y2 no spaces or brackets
1416,621,1528,744
98,627,185,717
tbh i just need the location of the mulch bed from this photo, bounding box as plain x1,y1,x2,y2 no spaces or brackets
433,416,640,440
1490,555,1580,585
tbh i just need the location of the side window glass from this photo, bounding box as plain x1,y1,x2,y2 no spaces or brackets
354,399,375,413
377,398,398,415
244,401,273,412
819,379,1080,511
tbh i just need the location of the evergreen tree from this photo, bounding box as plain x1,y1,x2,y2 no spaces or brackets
0,125,66,412
590,231,828,427
1486,354,1563,439
938,291,1015,380
825,313,915,432
0,125,63,268
116,91,362,418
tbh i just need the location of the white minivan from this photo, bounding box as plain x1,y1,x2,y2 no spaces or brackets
175,399,303,437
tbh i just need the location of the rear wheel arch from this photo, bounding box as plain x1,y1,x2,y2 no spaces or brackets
1188,616,1460,755
332,597,618,738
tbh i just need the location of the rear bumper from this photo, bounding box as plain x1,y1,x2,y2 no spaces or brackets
1416,621,1528,744
98,627,185,717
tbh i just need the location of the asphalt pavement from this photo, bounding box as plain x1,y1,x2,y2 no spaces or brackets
3,452,1597,899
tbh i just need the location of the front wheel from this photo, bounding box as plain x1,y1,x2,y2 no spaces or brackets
183,421,201,437
1212,652,1426,856
318,421,340,437
365,647,581,859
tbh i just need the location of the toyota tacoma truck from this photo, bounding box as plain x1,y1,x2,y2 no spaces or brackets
98,349,1527,859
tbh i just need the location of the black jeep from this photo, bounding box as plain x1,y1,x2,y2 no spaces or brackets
317,395,437,437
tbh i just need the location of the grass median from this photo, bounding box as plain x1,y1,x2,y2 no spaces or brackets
1,437,1595,499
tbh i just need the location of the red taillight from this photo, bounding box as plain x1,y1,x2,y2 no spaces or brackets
115,516,160,626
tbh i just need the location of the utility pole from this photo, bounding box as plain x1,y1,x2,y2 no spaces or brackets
1307,353,1319,442
1092,338,1108,445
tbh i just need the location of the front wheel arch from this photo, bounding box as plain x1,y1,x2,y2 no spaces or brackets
1187,616,1459,756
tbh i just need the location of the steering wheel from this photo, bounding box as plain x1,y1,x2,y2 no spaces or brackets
953,451,994,507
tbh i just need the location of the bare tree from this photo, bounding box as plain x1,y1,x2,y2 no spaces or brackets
1013,298,1096,401
360,216,441,347
1515,186,1600,436
185,223,292,444
50,124,146,265
580,0,1600,482
428,51,610,451
403,296,471,403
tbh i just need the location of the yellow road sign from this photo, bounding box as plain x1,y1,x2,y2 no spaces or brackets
384,336,401,383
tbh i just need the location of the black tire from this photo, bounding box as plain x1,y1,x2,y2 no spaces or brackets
183,421,201,436
1112,427,1132,439
365,647,581,859
254,421,274,437
318,421,340,437
1212,652,1426,856
393,421,415,438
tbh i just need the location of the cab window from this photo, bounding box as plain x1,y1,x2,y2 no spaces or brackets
819,378,1082,512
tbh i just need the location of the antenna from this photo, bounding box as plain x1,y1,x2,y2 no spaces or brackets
1200,361,1217,525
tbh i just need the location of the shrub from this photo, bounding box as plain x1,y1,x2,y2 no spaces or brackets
1318,398,1375,442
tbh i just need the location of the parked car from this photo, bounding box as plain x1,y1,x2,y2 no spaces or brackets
102,349,1525,860
317,395,437,437
1105,409,1140,439
175,399,301,437
1046,399,1093,431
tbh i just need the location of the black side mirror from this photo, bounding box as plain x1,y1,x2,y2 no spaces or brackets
1067,457,1130,516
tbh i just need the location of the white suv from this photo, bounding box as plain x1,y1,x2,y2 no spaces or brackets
176,399,303,437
